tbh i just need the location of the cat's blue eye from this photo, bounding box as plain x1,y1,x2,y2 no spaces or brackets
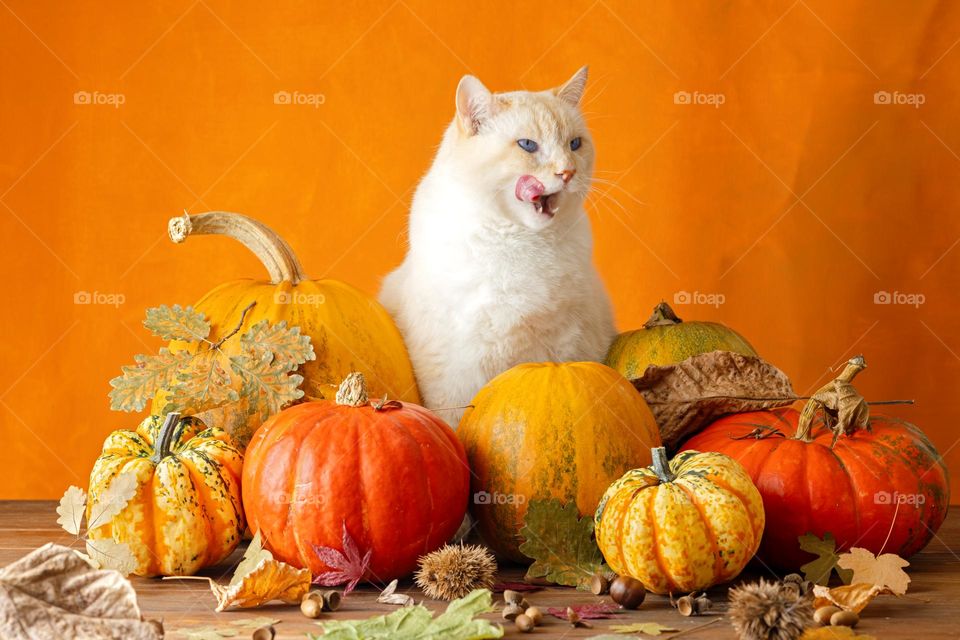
517,139,539,153
570,137,582,151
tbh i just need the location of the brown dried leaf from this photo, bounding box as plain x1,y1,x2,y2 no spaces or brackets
0,543,162,640
631,350,795,450
812,583,887,614
206,556,310,611
836,547,910,595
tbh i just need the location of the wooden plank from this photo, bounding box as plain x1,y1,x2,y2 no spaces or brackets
0,501,956,638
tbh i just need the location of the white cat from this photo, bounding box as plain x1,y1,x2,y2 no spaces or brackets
379,67,616,425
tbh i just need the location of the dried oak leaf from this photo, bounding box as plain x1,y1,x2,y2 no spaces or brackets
812,583,887,614
799,532,854,586
144,304,210,341
56,485,86,535
311,522,372,594
0,543,162,640
519,499,605,589
836,547,910,595
631,350,795,450
547,603,621,620
607,621,680,635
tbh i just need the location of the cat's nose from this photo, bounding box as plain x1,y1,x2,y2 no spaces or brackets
556,169,576,184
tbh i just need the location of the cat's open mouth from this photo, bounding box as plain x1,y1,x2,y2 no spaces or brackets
532,192,559,217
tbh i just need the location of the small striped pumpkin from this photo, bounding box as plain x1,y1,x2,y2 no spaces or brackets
595,447,765,594
87,412,245,576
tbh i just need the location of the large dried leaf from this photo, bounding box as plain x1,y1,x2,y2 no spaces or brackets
519,499,605,589
631,350,795,450
230,531,273,586
313,589,502,640
799,532,854,586
109,349,191,412
207,556,310,611
56,486,86,535
144,304,210,341
0,543,162,640
812,583,887,614
836,547,910,595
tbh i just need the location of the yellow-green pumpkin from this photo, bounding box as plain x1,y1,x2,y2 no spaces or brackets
158,211,421,445
595,447,765,594
457,362,661,562
605,301,756,381
87,413,245,577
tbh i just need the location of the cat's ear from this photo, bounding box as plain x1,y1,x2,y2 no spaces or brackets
555,65,589,106
456,75,493,135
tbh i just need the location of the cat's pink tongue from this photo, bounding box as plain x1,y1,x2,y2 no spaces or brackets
515,175,545,202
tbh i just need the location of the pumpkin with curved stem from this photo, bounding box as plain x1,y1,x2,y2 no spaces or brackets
605,301,757,381
594,446,765,594
158,211,421,443
457,361,662,561
681,356,950,570
87,412,245,577
242,373,469,582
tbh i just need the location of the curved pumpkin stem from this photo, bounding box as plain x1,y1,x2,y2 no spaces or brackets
794,356,868,442
650,446,676,483
168,211,307,285
151,412,181,463
336,372,369,407
643,301,683,329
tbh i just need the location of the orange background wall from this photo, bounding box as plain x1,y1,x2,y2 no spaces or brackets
2,1,959,500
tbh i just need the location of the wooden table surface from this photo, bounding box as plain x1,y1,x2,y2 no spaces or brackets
1,501,957,639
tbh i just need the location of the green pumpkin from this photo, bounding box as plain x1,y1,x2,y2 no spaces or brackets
605,302,756,381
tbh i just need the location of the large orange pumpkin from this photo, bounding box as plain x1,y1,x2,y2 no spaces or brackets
242,373,469,582
605,301,756,381
682,357,949,570
457,362,662,561
157,211,421,444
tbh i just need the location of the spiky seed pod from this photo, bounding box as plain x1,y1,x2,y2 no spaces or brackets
414,543,497,601
728,579,815,640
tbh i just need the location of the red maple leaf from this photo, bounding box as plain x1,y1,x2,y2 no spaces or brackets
310,521,372,594
546,603,621,620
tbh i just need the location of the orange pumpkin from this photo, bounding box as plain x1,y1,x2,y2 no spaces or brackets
157,211,421,445
457,362,662,561
241,373,469,581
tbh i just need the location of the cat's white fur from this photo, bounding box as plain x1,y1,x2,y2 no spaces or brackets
380,67,616,424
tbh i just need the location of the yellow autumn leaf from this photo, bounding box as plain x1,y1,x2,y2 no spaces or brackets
801,626,876,639
812,583,886,614
836,546,910,595
208,555,310,611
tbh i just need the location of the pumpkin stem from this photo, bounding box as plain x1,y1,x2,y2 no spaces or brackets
336,372,369,407
794,355,867,442
643,301,683,328
152,412,181,463
168,211,307,285
650,446,675,483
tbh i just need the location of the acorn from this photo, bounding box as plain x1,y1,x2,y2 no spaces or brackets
814,605,842,625
322,590,342,611
609,575,646,609
252,626,275,640
831,610,859,627
300,596,322,619
783,573,804,584
515,613,535,633
676,593,711,616
503,603,524,621
566,607,591,628
525,606,543,626
590,573,610,595
503,589,522,605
